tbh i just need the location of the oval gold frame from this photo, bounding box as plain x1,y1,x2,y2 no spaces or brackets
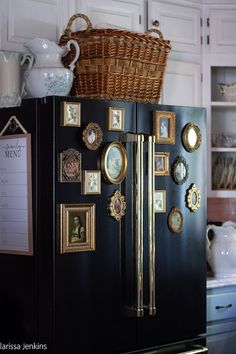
167,207,184,234
107,190,126,221
82,122,103,150
185,183,201,212
182,123,202,153
172,156,189,185
101,141,128,184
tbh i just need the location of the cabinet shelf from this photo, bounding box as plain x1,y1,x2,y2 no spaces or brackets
211,101,236,107
211,147,236,152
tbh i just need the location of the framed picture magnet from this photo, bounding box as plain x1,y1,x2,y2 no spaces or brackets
59,203,96,253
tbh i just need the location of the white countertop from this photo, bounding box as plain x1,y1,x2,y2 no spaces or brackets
207,276,236,289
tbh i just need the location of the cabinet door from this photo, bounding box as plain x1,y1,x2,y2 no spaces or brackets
161,60,201,107
77,0,144,32
148,0,202,106
207,5,236,54
0,0,72,52
148,0,201,54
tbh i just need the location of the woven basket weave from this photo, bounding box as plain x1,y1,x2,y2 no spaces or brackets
59,13,171,103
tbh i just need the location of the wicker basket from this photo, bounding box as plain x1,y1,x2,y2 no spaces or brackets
59,13,171,103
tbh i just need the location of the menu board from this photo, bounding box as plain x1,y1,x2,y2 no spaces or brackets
0,134,33,255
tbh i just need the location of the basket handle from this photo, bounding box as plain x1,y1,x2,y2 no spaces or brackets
65,13,93,37
146,28,163,39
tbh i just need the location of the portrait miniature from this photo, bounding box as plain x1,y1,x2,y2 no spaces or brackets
60,203,96,253
154,190,166,213
82,122,103,150
153,111,175,144
154,152,170,176
107,190,126,221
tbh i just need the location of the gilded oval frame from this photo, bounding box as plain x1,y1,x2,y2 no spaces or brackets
107,190,126,221
82,122,103,150
101,141,128,184
172,156,189,185
185,183,201,212
182,123,202,153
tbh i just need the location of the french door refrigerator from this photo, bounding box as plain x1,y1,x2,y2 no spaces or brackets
0,96,207,354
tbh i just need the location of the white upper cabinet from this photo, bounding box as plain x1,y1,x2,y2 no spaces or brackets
204,5,236,54
0,0,144,52
148,0,201,55
76,0,144,32
148,0,202,107
0,0,74,52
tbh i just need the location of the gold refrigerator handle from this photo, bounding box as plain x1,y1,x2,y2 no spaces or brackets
135,134,144,317
148,135,156,316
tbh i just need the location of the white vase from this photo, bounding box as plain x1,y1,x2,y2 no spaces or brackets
0,51,33,107
23,38,80,98
206,224,236,278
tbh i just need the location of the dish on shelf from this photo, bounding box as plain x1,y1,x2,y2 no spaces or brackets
212,155,236,190
212,132,236,147
218,83,236,102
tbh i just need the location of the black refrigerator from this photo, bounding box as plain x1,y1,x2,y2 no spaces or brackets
0,96,207,354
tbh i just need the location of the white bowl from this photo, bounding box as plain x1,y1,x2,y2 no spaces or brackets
219,83,236,102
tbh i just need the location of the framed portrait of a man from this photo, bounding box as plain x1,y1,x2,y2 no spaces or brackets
59,203,95,253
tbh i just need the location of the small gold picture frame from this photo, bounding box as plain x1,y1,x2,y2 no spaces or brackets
61,101,81,127
185,183,201,212
82,170,101,195
154,190,166,213
82,122,103,150
167,207,184,234
59,203,96,253
59,148,81,183
182,122,202,153
101,141,128,184
153,111,175,144
107,190,126,221
107,107,125,131
172,156,189,185
154,152,169,176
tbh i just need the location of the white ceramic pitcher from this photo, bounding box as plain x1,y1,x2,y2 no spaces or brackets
0,51,33,107
24,38,80,98
206,224,236,278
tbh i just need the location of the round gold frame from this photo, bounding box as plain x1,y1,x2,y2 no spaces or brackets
101,141,128,184
185,183,201,212
182,123,202,153
82,122,103,150
107,190,126,221
167,207,184,234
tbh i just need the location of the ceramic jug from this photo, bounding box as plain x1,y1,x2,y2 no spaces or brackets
23,38,80,98
206,224,236,278
0,51,33,107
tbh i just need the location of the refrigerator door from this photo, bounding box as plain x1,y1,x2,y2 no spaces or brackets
135,103,207,348
52,97,139,354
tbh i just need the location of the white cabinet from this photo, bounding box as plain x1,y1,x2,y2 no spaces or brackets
0,0,143,52
0,0,74,52
207,281,236,354
77,0,144,32
147,0,202,107
204,5,236,54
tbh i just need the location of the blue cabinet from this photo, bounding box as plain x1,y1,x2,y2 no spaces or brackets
207,279,236,354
